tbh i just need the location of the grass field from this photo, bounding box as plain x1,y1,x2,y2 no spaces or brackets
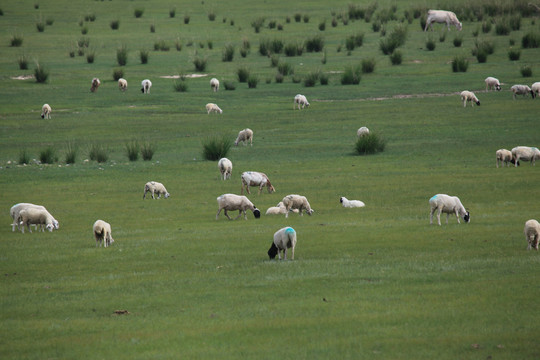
1,0,539,359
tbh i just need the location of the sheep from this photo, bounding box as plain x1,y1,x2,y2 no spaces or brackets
218,157,232,180
429,194,470,226
511,85,535,100
11,203,59,232
511,146,540,167
496,149,516,168
141,79,152,94
357,127,370,137
340,196,365,208
241,171,275,195
485,77,501,91
210,77,219,92
268,227,297,260
531,82,540,98
424,10,462,32
18,207,58,233
294,94,310,110
524,219,540,250
41,103,51,119
118,78,128,92
90,78,101,93
460,90,480,107
282,194,314,218
93,220,114,247
265,202,300,215
216,193,261,220
143,181,170,199
206,103,222,114
234,128,253,146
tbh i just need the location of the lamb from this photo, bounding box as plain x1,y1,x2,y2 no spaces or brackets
143,181,170,199
511,84,535,99
18,207,58,233
460,90,480,107
496,149,516,168
282,194,314,218
210,77,219,92
265,202,300,215
511,146,540,167
90,78,101,92
340,196,365,208
524,219,540,250
294,94,310,110
485,77,501,91
10,203,58,232
531,82,540,98
93,220,114,247
118,78,128,92
268,227,297,260
218,157,232,180
41,103,51,119
234,128,253,146
429,194,470,226
216,193,261,220
241,171,275,195
141,79,152,94
206,103,222,114
424,10,462,31
357,127,369,137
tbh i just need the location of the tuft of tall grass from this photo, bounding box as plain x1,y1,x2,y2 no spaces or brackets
237,67,250,82
193,56,207,72
134,8,144,18
223,81,236,90
318,20,326,31
150,23,155,33
355,132,386,155
141,142,156,161
305,35,324,52
476,50,488,63
294,13,301,22
10,34,23,47
222,44,234,62
18,54,28,70
521,31,540,48
154,39,169,51
319,73,329,85
175,38,182,51
34,62,48,83
139,49,149,64
19,149,30,165
81,26,88,35
169,7,176,18
125,140,139,161
508,48,520,61
389,50,402,65
116,45,128,66
361,58,376,73
88,143,108,163
453,35,463,47
64,141,77,164
86,50,95,63
247,75,258,88
39,146,58,164
207,10,216,21
36,20,45,32
426,37,436,51
277,62,293,76
183,14,190,24
520,65,532,77
482,20,492,33
341,65,361,85
251,17,264,33
495,19,511,35
112,68,124,81
451,56,469,72
379,24,407,55
202,135,231,161
173,78,188,92
303,14,309,23
110,19,120,30
304,71,320,87
472,39,495,56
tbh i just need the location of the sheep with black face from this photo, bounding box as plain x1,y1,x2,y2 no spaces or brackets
268,227,297,260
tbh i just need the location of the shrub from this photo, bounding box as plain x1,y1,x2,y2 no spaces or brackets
451,56,469,72
240,48,248,58
45,17,54,26
472,39,495,56
169,7,176,18
426,37,436,51
379,24,407,55
10,34,23,47
509,15,521,31
321,50,327,65
202,135,231,161
453,35,463,47
184,15,190,24
389,50,402,65
207,40,213,49
150,23,155,33
292,74,302,83
270,55,279,67
277,62,293,76
175,39,182,51
237,67,250,82
193,56,207,71
318,20,326,31
355,133,386,155
520,65,532,77
268,20,276,29
134,8,144,18
34,62,48,83
223,81,236,90
305,35,324,52
19,149,30,165
154,40,169,51
116,45,128,66
88,143,108,163
222,44,234,62
247,75,258,88
361,58,376,73
294,13,301,22
320,73,329,85
65,141,77,164
303,14,309,23
84,13,96,22
476,50,488,63
173,78,188,92
495,19,511,35
125,140,139,161
77,37,90,48
439,32,446,43
140,50,149,64
39,146,58,164
304,71,319,87
18,55,28,70
81,26,88,35
251,17,264,33
284,43,299,56
110,19,120,30
208,11,216,21
522,32,540,48
332,17,338,27
275,72,284,83
508,48,521,61
341,65,361,85
372,21,381,32
141,142,155,161
482,20,492,33
86,50,95,63
36,21,45,32
112,68,124,81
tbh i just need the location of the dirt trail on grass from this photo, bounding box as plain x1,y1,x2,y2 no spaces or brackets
314,91,463,102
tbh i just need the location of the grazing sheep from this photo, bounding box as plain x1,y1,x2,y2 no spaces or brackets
118,78,128,92
18,207,58,233
205,103,223,114
531,82,540,98
143,181,170,199
496,149,516,168
429,194,470,226
266,202,300,215
216,193,261,220
93,220,114,248
460,90,480,107
241,171,275,195
485,77,501,91
357,127,370,137
511,84,535,99
41,103,51,119
524,219,540,250
90,78,101,92
268,227,297,260
218,157,233,180
234,128,253,146
10,203,58,232
141,79,152,94
340,196,365,208
424,10,462,31
210,77,219,92
511,146,540,167
294,94,310,110
282,194,314,218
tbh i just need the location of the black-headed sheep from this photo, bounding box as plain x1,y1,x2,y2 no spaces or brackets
340,197,365,208
511,85,535,99
268,227,297,260
41,104,51,119
216,193,261,220
460,90,480,107
511,146,540,167
485,77,501,91
429,194,470,226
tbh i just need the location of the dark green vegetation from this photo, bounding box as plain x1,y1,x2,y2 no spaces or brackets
1,0,539,358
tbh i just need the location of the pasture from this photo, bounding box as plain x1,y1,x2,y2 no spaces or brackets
1,0,539,358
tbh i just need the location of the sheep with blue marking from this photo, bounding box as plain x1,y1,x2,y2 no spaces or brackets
268,227,297,260
429,194,470,226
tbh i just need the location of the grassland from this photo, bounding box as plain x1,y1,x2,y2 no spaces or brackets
1,0,539,359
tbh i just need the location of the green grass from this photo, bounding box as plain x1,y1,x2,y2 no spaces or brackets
1,0,539,359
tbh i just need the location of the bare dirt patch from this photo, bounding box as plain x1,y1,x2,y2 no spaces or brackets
11,75,34,80
160,74,208,79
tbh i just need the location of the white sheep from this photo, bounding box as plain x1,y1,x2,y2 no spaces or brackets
524,219,540,250
511,84,535,99
460,90,480,107
118,78,128,92
268,227,297,260
18,207,58,233
282,194,314,218
205,103,222,114
90,78,101,92
485,77,501,91
340,196,365,208
424,10,462,31
241,171,275,195
234,128,253,146
294,94,310,110
266,202,288,215
357,127,370,137
216,193,261,220
429,194,470,226
10,203,58,232
210,77,219,92
496,149,515,168
143,181,170,199
531,82,540,98
511,146,540,167
41,104,51,119
93,220,114,247
218,157,232,180
141,79,152,94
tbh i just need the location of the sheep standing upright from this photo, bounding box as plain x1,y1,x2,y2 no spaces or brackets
511,85,535,99
141,79,152,94
241,171,275,195
210,78,220,92
496,149,515,168
531,82,540,98
143,181,170,199
93,220,114,247
234,128,253,146
11,203,59,232
218,157,233,180
282,194,314,218
485,77,501,91
41,104,51,119
511,146,540,167
460,91,480,107
294,94,310,110
18,207,59,233
118,78,128,92
524,219,540,250
90,78,101,92
216,193,261,220
268,227,297,260
357,127,370,137
429,194,470,226
206,103,222,114
424,10,462,31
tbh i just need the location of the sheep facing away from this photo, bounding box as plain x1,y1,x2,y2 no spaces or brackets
524,219,540,250
11,203,59,232
218,157,232,180
118,78,128,92
234,128,253,146
268,227,297,260
496,149,517,168
294,94,310,110
41,104,51,119
241,171,275,195
340,197,365,208
511,84,535,99
210,78,219,92
429,194,470,226
357,127,370,137
216,193,261,220
460,90,480,107
424,10,462,31
511,146,540,167
282,194,314,218
141,79,152,94
90,78,101,92
18,207,59,233
206,103,223,114
532,82,540,98
93,220,114,247
485,77,501,91
143,181,170,199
